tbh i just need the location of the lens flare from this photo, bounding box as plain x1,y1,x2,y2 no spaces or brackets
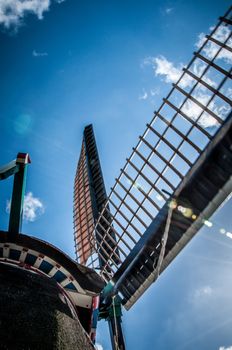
203,220,213,228
176,205,193,218
226,232,232,239
169,199,177,209
182,208,193,218
14,114,33,135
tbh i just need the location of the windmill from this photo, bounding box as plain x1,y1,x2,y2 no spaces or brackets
73,7,232,350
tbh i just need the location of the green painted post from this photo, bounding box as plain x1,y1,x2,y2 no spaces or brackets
99,283,126,350
8,153,31,240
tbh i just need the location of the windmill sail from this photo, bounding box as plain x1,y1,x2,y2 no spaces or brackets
73,125,120,269
74,8,232,312
91,8,232,309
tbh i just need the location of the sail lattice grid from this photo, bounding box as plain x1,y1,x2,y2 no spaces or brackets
74,8,232,308
93,10,232,281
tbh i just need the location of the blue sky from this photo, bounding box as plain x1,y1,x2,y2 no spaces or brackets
0,1,232,349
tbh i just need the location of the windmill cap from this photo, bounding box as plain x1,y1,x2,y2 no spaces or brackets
16,153,31,164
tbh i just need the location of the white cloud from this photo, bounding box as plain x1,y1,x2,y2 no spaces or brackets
194,286,213,298
143,55,193,88
141,24,232,129
142,55,217,90
0,0,50,29
165,7,173,14
139,88,148,100
0,0,66,30
154,56,183,84
181,89,230,128
150,87,160,96
142,25,232,89
226,88,232,99
141,56,154,68
142,54,230,128
95,344,104,350
189,285,214,307
181,93,215,128
32,49,48,57
6,191,45,222
196,25,232,63
219,347,232,350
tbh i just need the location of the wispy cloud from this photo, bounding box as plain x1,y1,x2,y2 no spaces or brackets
142,23,232,84
193,286,213,299
32,49,48,57
188,285,213,308
181,94,214,128
141,23,232,129
142,54,216,89
6,192,45,222
165,7,173,14
196,25,232,63
142,54,229,127
154,55,183,83
142,55,192,88
139,88,148,100
138,87,160,102
219,347,232,350
181,89,230,128
150,88,160,96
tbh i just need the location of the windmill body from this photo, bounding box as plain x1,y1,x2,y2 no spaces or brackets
0,153,104,349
